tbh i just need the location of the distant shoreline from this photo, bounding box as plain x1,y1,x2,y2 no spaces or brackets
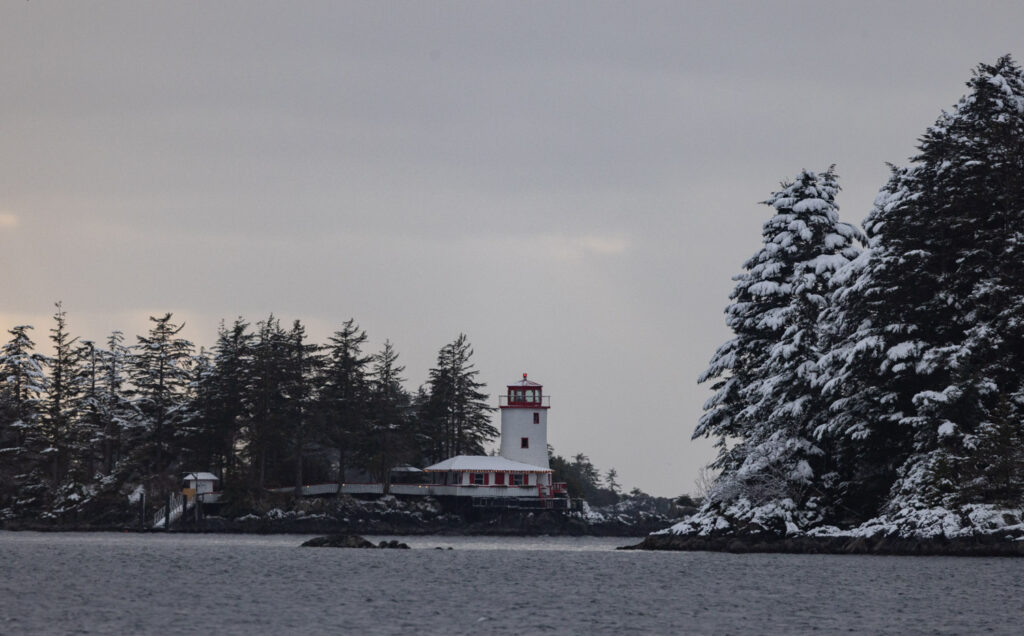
620,533,1024,557
0,518,659,538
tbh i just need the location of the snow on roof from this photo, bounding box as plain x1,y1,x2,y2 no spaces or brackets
390,465,423,473
184,472,218,481
423,455,552,473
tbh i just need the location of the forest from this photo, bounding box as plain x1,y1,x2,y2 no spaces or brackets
686,56,1024,538
0,309,631,523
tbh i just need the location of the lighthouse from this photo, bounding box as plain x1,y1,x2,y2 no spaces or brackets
498,373,550,468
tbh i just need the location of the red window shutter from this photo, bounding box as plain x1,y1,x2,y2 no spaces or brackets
495,473,504,485
484,473,489,486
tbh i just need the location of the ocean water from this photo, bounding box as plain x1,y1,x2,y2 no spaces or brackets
0,531,1021,635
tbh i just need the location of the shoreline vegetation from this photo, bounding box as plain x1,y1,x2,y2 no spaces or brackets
0,492,686,538
1,307,649,533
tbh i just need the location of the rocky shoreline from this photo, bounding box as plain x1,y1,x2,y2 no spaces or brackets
1,495,678,537
0,517,660,537
620,532,1024,556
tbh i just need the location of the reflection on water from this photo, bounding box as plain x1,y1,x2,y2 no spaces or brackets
1,531,1021,635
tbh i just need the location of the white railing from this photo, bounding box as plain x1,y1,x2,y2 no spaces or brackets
151,493,186,529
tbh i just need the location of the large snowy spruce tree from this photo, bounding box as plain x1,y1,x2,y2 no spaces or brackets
689,168,862,535
818,56,1024,533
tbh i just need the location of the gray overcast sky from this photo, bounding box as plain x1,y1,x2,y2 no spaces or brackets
2,1,1023,496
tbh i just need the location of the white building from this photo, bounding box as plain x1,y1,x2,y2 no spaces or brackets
422,374,565,500
183,472,218,497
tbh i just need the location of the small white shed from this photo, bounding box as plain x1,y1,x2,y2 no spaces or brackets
183,472,219,495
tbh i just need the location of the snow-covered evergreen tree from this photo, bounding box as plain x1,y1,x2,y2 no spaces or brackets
819,56,1024,532
95,331,135,476
0,326,47,516
689,167,862,535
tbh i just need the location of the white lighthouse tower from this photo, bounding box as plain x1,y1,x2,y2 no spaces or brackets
498,373,550,468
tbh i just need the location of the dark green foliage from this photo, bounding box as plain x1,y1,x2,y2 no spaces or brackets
0,325,46,517
41,302,81,488
359,340,415,486
958,398,1024,506
420,334,496,461
317,318,371,484
127,313,195,477
549,449,619,506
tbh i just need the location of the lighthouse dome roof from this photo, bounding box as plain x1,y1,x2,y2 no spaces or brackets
508,373,542,388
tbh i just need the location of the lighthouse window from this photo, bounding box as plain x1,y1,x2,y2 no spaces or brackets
521,437,529,449
533,412,540,424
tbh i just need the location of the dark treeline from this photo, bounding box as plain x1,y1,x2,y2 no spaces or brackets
0,311,495,521
687,56,1024,537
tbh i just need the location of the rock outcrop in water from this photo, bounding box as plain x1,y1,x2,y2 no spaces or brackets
301,534,410,549
302,534,377,548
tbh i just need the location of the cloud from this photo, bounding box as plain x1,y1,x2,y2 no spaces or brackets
542,234,630,262
0,213,18,229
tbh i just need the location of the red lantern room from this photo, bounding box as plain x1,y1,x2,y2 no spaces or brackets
501,373,550,409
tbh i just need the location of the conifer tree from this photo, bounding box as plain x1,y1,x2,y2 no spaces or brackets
128,314,194,478
201,318,254,483
71,339,101,482
244,315,292,488
41,302,81,486
318,319,370,485
361,340,412,487
284,320,320,494
95,331,134,475
0,326,46,516
693,168,862,533
423,334,495,460
820,56,1024,522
